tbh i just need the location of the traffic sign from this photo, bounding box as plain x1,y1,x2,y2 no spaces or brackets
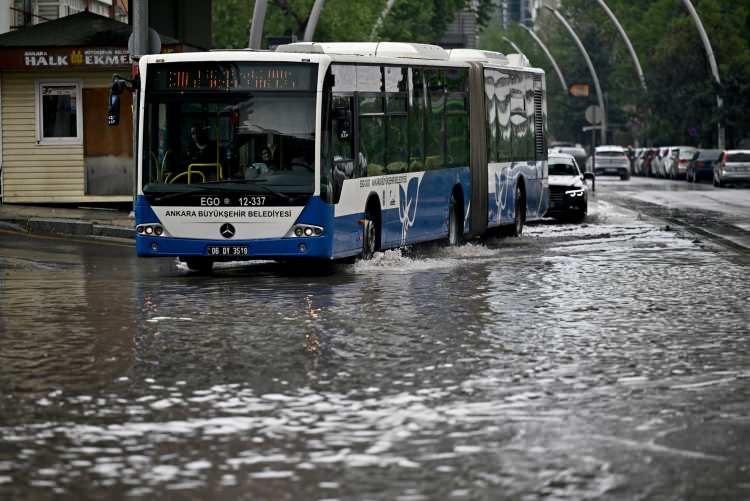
569,83,590,97
585,105,603,125
128,28,162,59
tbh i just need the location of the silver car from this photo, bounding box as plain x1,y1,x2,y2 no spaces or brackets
592,146,630,180
714,150,750,187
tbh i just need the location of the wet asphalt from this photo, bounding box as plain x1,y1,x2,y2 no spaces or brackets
0,177,748,500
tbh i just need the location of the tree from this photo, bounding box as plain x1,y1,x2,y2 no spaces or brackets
479,0,750,148
212,0,495,49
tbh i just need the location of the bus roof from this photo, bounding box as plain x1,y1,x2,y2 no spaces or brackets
276,42,450,60
139,43,542,73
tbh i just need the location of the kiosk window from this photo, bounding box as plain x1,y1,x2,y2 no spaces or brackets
37,81,82,144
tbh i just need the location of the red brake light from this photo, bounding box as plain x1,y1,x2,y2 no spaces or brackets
679,159,688,165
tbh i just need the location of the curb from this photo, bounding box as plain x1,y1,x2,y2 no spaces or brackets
0,217,134,240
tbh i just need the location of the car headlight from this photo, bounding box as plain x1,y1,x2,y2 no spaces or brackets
565,189,584,197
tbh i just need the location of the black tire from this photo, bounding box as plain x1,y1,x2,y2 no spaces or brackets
184,257,214,273
447,192,463,246
512,184,525,237
361,203,380,260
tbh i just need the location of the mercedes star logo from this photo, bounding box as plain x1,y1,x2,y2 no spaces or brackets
220,223,236,239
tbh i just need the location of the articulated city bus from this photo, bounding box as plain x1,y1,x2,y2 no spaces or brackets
127,42,548,271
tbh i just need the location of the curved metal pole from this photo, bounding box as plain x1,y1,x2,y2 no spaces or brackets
595,0,646,91
303,0,326,42
681,0,724,149
544,6,607,145
502,37,526,59
370,0,397,41
248,0,268,49
518,24,568,93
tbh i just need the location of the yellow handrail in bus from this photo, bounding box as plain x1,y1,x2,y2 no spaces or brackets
169,170,206,184
187,162,223,182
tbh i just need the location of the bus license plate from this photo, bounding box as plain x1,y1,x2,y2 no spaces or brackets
207,245,248,257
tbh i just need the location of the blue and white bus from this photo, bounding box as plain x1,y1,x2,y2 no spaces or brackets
128,42,548,271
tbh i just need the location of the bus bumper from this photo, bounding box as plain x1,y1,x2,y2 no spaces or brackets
135,234,333,260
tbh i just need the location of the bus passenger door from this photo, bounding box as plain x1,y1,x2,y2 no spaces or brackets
331,95,355,204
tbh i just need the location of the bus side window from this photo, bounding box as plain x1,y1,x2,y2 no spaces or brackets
408,68,425,172
425,68,445,170
359,94,385,177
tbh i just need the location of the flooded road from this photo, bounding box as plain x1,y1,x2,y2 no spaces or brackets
1,191,749,500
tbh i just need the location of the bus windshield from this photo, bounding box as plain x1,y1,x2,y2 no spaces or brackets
142,87,316,197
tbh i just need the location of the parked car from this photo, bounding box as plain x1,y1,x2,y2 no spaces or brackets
714,150,750,187
641,148,658,177
546,152,594,221
549,142,589,172
686,149,722,183
592,145,630,180
633,148,646,176
664,146,697,179
653,147,670,178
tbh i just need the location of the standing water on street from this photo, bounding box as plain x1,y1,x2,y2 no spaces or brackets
1,198,748,500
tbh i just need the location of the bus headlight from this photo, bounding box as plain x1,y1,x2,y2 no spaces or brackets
136,224,167,237
287,224,324,238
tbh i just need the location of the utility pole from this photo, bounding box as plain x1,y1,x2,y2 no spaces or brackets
249,0,268,49
681,0,724,149
132,0,149,58
303,0,326,42
544,5,607,145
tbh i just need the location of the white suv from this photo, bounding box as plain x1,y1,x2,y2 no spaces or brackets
592,146,630,180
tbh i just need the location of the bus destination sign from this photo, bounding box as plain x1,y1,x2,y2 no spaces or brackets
149,62,316,92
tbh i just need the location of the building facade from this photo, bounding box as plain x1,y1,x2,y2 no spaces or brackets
1,0,128,33
498,0,546,29
0,11,183,203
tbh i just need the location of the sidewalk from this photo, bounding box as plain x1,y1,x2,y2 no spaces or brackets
0,203,134,240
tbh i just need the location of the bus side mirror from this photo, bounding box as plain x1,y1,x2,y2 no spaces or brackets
107,91,121,126
583,172,595,181
107,77,131,127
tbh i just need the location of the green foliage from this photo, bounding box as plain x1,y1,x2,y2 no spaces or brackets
212,0,495,48
479,0,750,148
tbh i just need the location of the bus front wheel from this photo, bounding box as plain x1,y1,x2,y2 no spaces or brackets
448,192,463,246
184,257,214,273
361,203,380,260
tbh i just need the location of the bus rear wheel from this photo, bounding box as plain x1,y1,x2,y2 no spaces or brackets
184,257,214,273
512,184,525,237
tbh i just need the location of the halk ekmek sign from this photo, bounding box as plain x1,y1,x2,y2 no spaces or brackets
0,47,137,69
23,48,131,67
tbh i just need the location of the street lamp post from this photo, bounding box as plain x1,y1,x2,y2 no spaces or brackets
248,0,268,49
303,0,326,42
595,0,646,91
370,0,397,41
518,24,568,93
502,37,527,60
681,0,724,149
544,5,607,145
